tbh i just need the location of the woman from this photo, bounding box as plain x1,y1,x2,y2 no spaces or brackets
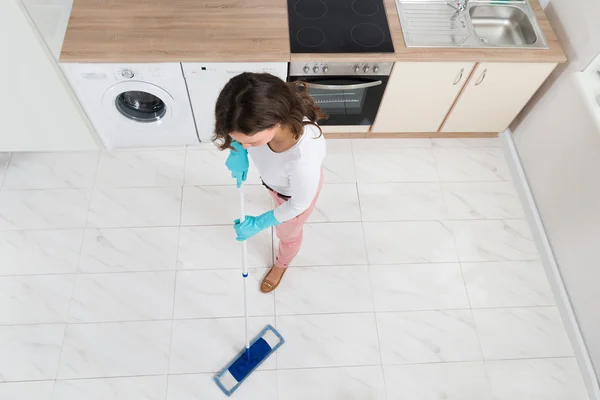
213,72,326,293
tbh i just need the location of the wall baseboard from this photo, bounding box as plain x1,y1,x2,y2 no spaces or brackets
500,129,600,400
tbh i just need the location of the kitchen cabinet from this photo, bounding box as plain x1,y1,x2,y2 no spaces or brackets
441,62,557,133
372,62,475,133
0,0,100,151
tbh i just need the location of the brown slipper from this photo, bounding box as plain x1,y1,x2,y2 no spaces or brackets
260,266,287,293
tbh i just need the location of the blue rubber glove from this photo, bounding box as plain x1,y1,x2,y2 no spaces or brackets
225,141,249,188
234,210,281,241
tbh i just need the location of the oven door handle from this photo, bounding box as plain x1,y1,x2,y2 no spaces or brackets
300,81,383,90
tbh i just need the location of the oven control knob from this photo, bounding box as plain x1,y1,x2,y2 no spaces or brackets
354,65,361,73
303,65,310,73
363,65,370,73
121,69,134,79
322,66,329,73
373,65,379,73
313,66,320,73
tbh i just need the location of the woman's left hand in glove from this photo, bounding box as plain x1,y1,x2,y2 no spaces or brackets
234,210,280,241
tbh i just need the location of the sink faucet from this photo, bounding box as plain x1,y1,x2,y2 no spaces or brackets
446,0,468,12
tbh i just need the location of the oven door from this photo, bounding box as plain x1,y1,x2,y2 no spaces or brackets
289,75,389,126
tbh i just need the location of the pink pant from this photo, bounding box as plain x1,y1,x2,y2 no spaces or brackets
268,172,323,268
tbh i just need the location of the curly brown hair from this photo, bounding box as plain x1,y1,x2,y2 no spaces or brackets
213,72,327,150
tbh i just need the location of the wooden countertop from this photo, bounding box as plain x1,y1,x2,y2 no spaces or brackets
61,0,565,64
60,0,291,63
292,0,566,63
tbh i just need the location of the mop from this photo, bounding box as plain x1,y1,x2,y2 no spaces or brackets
214,184,285,397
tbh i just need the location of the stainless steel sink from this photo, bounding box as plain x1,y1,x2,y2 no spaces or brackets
398,0,548,49
469,5,537,46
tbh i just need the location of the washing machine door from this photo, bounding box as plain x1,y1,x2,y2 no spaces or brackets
103,81,180,130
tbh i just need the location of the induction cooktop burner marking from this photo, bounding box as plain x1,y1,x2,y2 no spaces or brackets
294,0,328,20
296,27,326,47
351,0,379,17
350,23,385,47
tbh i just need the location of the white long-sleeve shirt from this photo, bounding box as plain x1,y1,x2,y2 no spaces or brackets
248,123,326,222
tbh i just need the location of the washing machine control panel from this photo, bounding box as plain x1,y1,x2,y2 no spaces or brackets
116,67,171,81
121,69,135,79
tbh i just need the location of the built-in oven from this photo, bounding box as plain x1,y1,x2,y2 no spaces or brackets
288,62,394,129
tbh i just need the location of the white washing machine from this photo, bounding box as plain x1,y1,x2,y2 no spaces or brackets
182,63,288,142
61,63,198,148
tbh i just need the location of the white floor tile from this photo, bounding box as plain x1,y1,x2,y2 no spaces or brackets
451,219,539,262
181,185,271,226
58,321,171,379
431,137,499,147
376,310,481,364
384,362,492,400
0,381,54,400
96,150,185,187
2,152,98,189
174,269,274,319
87,187,182,228
53,376,167,400
370,264,469,312
169,317,276,374
278,366,386,400
0,153,9,188
177,226,273,270
0,274,74,324
364,221,458,264
275,265,373,315
486,358,589,400
354,148,438,183
473,307,574,360
0,324,64,381
0,189,90,230
322,140,356,183
308,183,361,222
0,229,82,276
78,227,179,273
358,183,447,221
279,223,368,266
442,182,524,219
69,271,175,323
462,261,555,308
275,313,380,369
434,147,511,182
167,371,277,400
184,149,262,186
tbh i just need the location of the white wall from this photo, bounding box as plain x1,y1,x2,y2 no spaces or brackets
0,0,100,151
512,0,600,387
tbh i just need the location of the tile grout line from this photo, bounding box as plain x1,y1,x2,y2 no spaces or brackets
0,153,13,191
0,217,536,235
1,355,578,385
0,304,564,328
350,139,389,400
164,149,187,399
0,258,548,277
51,150,102,397
437,149,495,396
432,161,494,394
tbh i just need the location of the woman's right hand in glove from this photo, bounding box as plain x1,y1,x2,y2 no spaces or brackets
225,141,249,188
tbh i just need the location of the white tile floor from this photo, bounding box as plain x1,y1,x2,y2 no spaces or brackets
0,138,590,400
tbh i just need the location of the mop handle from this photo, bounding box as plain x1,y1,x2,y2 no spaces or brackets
239,186,250,354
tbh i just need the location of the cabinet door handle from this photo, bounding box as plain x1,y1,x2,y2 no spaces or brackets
475,69,487,86
453,68,464,85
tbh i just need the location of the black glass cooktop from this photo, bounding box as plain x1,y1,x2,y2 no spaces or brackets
288,0,394,53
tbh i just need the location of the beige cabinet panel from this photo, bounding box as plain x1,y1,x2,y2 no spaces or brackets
372,62,475,133
442,62,557,133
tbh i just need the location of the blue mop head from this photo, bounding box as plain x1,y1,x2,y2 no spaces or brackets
214,324,284,397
